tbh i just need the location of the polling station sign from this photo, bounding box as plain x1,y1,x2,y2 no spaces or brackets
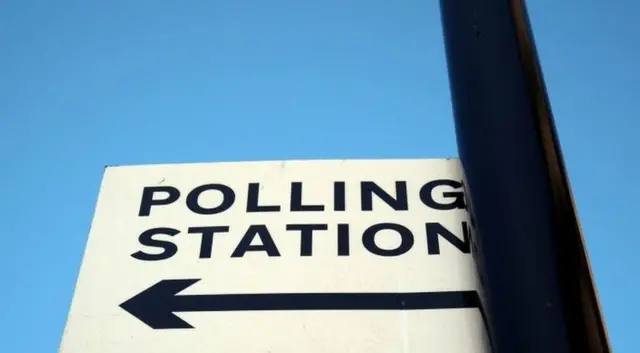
58,159,490,353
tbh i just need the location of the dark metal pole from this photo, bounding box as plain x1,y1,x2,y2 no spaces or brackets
438,1,611,352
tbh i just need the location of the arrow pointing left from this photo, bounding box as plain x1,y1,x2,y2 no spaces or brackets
119,279,481,329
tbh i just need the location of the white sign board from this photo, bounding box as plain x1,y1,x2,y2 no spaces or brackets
59,159,490,353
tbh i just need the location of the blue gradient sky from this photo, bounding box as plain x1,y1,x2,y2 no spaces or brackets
1,1,637,351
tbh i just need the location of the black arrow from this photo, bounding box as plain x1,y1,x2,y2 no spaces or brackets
120,279,481,329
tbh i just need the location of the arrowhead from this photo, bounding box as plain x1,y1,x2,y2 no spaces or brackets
120,279,200,329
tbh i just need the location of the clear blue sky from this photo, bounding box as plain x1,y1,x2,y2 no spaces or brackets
1,0,637,351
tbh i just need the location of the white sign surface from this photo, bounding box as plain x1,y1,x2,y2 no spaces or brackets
59,159,490,353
